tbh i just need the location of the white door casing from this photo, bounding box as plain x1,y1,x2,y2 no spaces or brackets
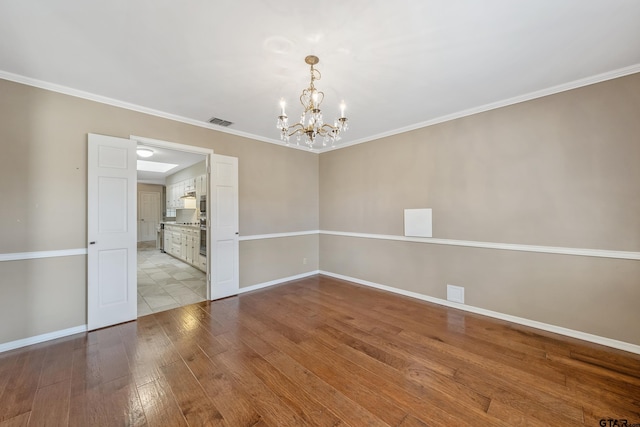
87,133,137,330
209,154,239,299
138,191,160,242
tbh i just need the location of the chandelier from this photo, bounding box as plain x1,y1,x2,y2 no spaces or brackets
277,55,348,148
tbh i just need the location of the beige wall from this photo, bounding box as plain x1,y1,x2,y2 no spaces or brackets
0,256,87,344
2,71,639,348
0,78,319,345
319,73,640,345
240,234,319,288
138,183,164,194
321,74,640,251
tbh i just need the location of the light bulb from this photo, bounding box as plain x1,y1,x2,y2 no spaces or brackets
279,99,286,116
340,101,346,118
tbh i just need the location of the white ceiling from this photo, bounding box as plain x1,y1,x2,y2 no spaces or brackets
1,1,639,152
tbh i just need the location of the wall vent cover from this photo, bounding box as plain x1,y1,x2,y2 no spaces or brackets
208,117,234,127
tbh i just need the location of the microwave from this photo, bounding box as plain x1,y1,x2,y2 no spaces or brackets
199,195,207,216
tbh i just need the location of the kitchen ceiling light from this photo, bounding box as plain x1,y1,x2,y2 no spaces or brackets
136,148,154,157
277,55,348,149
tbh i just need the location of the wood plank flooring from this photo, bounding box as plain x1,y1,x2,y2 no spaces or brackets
1,274,639,426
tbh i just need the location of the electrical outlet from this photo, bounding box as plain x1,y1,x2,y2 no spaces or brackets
447,284,464,304
303,257,307,265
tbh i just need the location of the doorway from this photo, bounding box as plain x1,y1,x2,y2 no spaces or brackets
135,144,208,316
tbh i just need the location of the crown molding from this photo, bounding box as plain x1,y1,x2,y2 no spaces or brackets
0,70,312,152
2,64,639,155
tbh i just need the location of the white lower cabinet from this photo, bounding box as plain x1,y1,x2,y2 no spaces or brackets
163,224,205,272
163,231,171,255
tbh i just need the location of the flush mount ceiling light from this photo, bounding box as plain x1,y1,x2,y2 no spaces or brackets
136,148,154,158
277,55,348,149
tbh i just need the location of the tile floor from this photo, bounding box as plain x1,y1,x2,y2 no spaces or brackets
137,241,207,317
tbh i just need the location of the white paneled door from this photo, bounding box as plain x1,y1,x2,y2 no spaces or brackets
209,154,239,299
138,191,160,242
87,134,137,330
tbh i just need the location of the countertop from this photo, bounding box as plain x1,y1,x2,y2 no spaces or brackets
161,222,200,228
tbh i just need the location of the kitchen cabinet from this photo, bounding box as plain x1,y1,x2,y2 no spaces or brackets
189,231,197,265
163,224,204,272
171,230,182,258
166,177,203,211
195,174,207,206
182,234,189,263
163,229,171,253
181,229,198,265
200,174,207,196
195,176,201,201
185,178,195,192
166,183,177,209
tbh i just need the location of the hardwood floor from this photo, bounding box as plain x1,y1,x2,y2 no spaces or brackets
0,275,639,426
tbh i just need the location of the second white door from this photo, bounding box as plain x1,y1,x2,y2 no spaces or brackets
209,154,239,299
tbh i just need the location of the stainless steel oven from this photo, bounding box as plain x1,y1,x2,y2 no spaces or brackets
199,226,207,256
199,195,207,256
199,195,206,216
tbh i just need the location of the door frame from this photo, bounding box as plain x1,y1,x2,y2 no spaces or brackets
130,135,237,301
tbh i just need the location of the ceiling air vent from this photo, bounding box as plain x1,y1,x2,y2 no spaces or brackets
209,117,234,127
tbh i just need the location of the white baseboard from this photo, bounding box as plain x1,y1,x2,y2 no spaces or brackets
0,325,87,353
319,271,640,355
238,270,321,294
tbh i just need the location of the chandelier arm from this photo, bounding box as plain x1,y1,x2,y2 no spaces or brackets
286,123,305,137
319,123,339,132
